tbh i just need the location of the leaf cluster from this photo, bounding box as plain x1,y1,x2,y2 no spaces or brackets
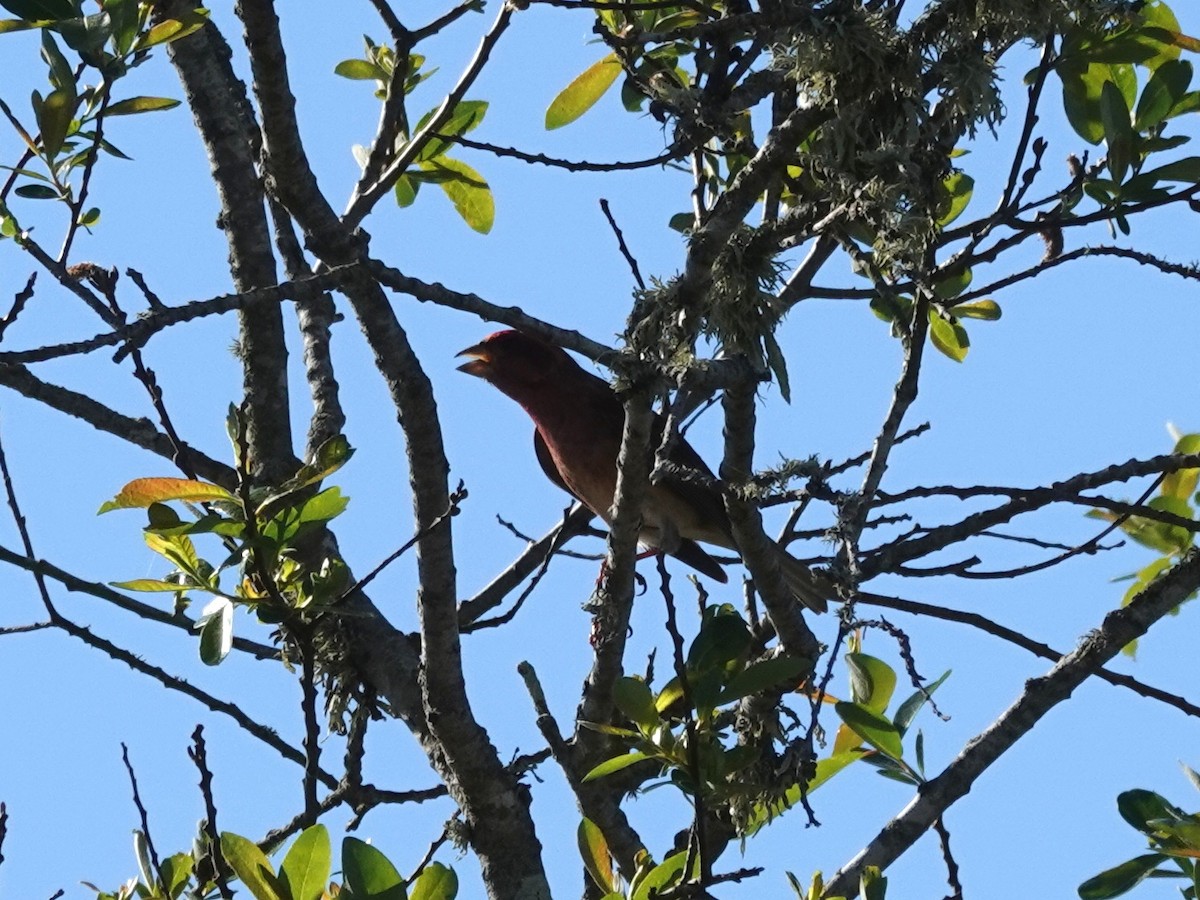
0,1,205,235
337,38,494,233
87,823,456,900
99,433,356,665
1079,768,1200,899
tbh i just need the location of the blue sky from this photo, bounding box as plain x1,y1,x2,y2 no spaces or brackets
1,2,1200,898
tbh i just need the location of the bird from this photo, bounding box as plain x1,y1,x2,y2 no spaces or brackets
457,329,827,613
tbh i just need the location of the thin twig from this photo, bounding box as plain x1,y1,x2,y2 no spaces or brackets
121,744,165,891
932,817,963,900
0,543,278,660
0,272,36,343
189,725,234,899
405,818,457,885
599,198,647,291
58,86,110,264
658,555,710,883
0,621,51,635
459,503,595,627
344,480,468,599
440,132,682,171
856,591,1200,719
299,634,322,817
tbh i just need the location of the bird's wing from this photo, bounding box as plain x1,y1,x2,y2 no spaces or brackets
534,427,576,498
654,417,735,545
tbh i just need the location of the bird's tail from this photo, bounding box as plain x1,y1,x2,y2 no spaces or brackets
773,545,830,614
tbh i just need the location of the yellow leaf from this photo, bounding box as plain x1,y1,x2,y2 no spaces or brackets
545,55,622,130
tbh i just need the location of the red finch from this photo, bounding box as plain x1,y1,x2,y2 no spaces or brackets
457,329,827,613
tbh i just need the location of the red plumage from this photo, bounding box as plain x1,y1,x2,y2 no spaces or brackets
457,329,826,613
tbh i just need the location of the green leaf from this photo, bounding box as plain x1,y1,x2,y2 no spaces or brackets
870,292,911,324
280,825,330,900
932,266,972,300
583,751,649,782
106,0,139,55
57,12,113,58
1149,817,1200,849
410,862,457,900
106,96,181,116
1163,434,1200,501
417,99,488,162
1061,62,1136,145
1137,3,1187,70
0,0,76,20
717,654,806,705
335,58,387,81
77,205,99,226
40,27,74,95
928,308,969,362
1182,762,1200,794
1078,854,1169,899
621,77,645,112
935,172,973,226
99,477,235,512
654,678,685,715
1168,90,1200,119
667,212,693,233
198,597,234,666
1145,496,1195,553
342,837,407,900
419,156,493,233
111,578,190,592
834,701,903,761
577,720,640,739
893,670,951,736
134,829,154,888
578,818,616,894
763,329,791,403
293,487,349,526
613,676,659,731
1135,59,1193,130
161,852,193,896
144,531,200,574
949,298,1001,321
1118,558,1174,645
13,183,59,199
845,653,896,714
219,832,283,900
1100,79,1134,183
631,851,689,900
1139,156,1200,185
395,172,418,207
747,750,866,833
689,666,724,719
37,87,73,158
138,11,209,49
859,866,887,900
545,54,622,129
687,607,751,674
1119,789,1186,833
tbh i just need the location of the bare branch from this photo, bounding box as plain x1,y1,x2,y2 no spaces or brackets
858,590,1200,718
825,548,1200,895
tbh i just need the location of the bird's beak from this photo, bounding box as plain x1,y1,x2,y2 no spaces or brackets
456,342,492,378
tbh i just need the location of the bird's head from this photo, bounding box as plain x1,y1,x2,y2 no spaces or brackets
456,330,573,399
